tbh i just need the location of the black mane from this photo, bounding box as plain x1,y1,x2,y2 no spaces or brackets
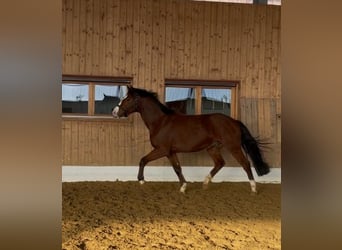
132,87,175,115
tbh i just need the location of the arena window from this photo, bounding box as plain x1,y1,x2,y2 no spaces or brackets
165,79,239,118
62,75,132,119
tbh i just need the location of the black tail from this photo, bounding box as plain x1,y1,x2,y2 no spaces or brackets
238,121,270,176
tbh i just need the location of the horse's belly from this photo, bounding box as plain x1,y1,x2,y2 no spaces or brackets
171,136,213,152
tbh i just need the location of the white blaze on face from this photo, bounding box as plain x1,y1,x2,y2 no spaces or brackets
112,95,127,117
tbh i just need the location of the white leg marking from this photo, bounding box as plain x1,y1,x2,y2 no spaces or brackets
250,180,257,193
180,183,187,193
204,174,212,185
139,180,145,185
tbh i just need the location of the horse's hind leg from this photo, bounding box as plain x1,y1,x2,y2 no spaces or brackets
168,153,187,193
203,145,225,189
230,147,257,193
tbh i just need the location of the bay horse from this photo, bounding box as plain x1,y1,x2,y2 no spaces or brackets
112,86,270,193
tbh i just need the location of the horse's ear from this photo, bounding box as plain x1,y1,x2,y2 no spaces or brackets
126,84,133,92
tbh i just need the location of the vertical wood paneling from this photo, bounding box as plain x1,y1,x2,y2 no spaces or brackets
183,1,192,78
98,0,106,75
118,0,127,75
176,1,185,78
85,0,94,74
64,0,73,73
202,2,211,78
125,0,133,76
208,3,218,78
112,0,120,74
164,0,173,78
62,0,281,167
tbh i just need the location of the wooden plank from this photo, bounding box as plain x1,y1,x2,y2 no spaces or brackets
104,0,114,75
177,0,185,79
85,0,94,74
112,0,120,74
157,0,167,99
220,3,229,79
62,0,67,73
273,6,281,99
244,5,255,99
257,6,267,99
62,121,71,164
65,0,74,73
276,98,281,143
227,4,235,79
183,0,192,78
138,0,146,87
189,2,199,79
119,0,127,75
132,0,140,80
77,121,84,165
151,0,160,91
170,0,178,78
92,0,100,74
208,3,217,78
99,0,107,75
125,0,134,76
145,0,153,91
214,2,223,78
88,83,95,115
195,86,202,115
84,121,91,165
263,6,273,98
269,98,277,143
233,4,242,80
238,5,249,97
202,2,211,78
71,121,79,165
79,0,87,74
164,0,173,78
195,2,205,78
72,0,80,74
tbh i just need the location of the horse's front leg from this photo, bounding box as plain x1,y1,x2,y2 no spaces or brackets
138,148,167,184
168,153,187,193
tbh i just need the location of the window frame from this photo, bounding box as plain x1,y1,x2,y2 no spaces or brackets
62,74,133,121
165,79,239,118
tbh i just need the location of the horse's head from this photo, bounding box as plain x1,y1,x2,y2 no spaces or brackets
112,85,137,118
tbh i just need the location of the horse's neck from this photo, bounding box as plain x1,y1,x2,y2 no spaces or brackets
139,99,166,131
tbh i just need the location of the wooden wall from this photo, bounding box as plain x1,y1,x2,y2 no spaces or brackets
62,0,281,167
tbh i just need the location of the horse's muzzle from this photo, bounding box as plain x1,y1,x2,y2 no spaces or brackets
112,106,119,118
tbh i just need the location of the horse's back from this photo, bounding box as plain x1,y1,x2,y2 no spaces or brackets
151,113,242,152
205,113,241,137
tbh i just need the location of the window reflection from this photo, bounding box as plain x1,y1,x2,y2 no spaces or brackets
95,85,127,115
201,88,231,115
62,84,88,114
165,87,195,114
165,87,231,115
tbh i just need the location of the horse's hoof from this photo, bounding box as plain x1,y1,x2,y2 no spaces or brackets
203,183,209,190
180,183,187,193
139,180,145,185
251,190,258,195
